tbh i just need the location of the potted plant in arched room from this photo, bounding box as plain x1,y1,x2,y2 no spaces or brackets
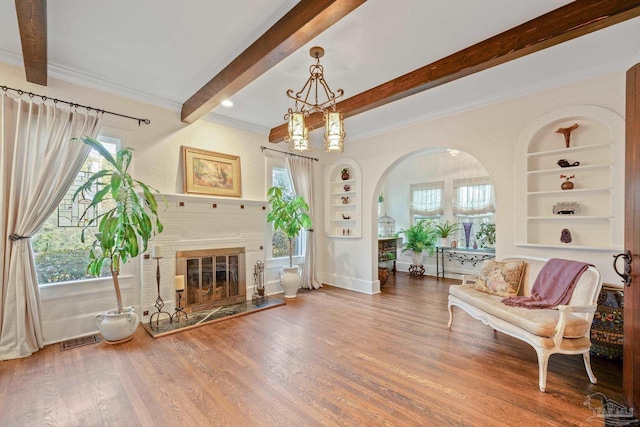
266,186,313,298
74,136,164,343
396,219,438,266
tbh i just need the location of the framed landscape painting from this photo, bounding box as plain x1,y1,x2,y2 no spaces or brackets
182,146,242,197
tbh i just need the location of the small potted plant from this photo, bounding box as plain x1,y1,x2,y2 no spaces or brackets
74,137,164,343
475,223,496,248
434,220,460,247
560,174,575,190
340,168,350,180
396,220,438,266
266,186,313,298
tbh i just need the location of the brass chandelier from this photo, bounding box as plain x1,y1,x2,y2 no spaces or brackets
284,46,345,153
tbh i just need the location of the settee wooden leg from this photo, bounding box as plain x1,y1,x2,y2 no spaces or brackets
536,349,550,392
583,352,598,384
447,303,454,329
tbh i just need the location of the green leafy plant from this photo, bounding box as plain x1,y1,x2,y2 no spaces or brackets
266,186,313,267
396,220,438,257
434,220,460,239
74,136,164,313
475,223,496,248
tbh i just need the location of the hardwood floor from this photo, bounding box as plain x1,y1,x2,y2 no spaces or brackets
0,273,623,426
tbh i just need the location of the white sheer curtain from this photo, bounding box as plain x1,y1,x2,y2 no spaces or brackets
452,177,495,216
410,181,444,221
285,155,319,289
0,93,102,360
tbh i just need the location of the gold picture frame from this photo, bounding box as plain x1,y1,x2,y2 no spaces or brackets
182,146,242,197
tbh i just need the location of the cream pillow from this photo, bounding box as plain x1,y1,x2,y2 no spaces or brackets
472,260,526,297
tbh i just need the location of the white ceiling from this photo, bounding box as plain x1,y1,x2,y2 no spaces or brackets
1,1,639,146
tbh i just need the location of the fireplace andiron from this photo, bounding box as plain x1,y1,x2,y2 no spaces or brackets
252,261,267,303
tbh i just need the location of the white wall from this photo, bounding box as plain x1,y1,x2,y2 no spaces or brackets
316,70,626,292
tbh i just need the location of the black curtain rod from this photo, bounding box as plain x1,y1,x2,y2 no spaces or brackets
260,145,319,161
1,85,151,126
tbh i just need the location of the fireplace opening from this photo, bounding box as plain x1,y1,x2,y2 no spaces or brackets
176,248,246,311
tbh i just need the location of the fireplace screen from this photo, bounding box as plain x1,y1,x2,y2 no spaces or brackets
176,248,245,311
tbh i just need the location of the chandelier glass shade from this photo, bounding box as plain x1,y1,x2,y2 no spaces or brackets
284,46,345,153
324,110,345,152
285,109,310,152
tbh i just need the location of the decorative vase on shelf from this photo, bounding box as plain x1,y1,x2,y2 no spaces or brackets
341,168,350,180
561,181,574,190
343,184,350,191
462,222,473,248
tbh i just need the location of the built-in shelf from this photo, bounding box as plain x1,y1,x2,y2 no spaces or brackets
527,187,612,196
526,142,613,158
526,216,612,220
527,163,611,175
325,159,362,238
516,243,623,251
521,111,621,249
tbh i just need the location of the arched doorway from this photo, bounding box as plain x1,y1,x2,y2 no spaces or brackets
374,148,495,280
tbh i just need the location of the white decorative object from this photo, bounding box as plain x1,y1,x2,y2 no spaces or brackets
279,266,302,298
151,244,163,258
95,307,140,343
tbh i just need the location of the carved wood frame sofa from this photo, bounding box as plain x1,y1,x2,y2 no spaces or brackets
447,256,603,392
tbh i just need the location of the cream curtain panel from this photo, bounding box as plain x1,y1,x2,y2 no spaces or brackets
285,156,319,289
0,93,102,360
452,177,496,217
410,181,444,219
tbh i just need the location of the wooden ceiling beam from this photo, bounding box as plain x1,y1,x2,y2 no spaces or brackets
181,0,367,124
269,0,640,143
14,0,47,86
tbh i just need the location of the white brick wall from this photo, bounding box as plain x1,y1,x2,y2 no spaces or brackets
141,193,267,319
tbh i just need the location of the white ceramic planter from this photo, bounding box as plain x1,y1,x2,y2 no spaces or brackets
279,266,302,298
95,306,140,343
411,251,424,265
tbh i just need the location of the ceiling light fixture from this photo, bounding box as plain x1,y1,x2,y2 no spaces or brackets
284,46,345,153
221,99,234,107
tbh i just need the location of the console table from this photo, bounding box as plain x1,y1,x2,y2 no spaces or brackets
436,247,495,279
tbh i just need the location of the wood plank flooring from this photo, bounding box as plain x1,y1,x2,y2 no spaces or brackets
0,273,623,426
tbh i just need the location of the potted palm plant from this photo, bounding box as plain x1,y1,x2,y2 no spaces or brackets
434,220,460,247
74,136,164,343
266,186,313,298
396,220,438,266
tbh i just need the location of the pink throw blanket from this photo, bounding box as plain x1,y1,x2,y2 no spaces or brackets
502,258,592,309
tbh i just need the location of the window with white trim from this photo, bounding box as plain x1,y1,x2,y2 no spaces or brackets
33,136,119,284
410,181,444,225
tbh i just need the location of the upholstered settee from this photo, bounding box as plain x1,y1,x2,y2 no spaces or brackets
447,256,603,392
